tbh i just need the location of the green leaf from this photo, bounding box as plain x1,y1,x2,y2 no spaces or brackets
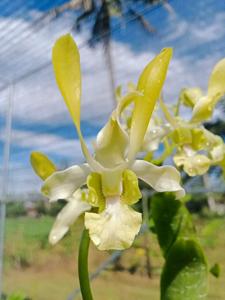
6,294,31,300
151,193,194,256
210,263,220,278
161,238,208,300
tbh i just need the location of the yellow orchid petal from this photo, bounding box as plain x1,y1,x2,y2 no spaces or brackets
95,113,129,168
179,88,203,108
208,58,225,98
52,34,102,170
128,48,173,161
174,153,211,176
30,151,56,180
132,160,185,199
191,95,216,123
121,170,142,205
41,164,91,202
86,173,105,211
52,34,81,128
49,189,91,245
85,196,142,250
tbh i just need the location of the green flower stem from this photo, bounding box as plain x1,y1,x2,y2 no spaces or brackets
175,95,182,116
142,195,152,278
78,229,93,300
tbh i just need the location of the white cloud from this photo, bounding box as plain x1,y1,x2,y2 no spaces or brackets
190,12,225,44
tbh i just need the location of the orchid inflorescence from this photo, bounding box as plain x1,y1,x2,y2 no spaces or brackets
137,58,225,177
30,34,185,251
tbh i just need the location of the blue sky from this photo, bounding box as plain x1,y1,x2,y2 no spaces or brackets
0,0,224,195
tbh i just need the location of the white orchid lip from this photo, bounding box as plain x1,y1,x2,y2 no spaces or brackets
85,196,142,250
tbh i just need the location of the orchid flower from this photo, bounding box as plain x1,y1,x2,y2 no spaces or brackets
185,58,225,123
33,34,185,251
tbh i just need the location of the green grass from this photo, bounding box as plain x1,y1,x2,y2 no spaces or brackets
3,215,225,300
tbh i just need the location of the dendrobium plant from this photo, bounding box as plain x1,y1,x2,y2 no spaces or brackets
31,34,185,251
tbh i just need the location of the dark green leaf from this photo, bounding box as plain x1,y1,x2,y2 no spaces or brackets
151,193,194,256
161,238,208,300
210,263,220,278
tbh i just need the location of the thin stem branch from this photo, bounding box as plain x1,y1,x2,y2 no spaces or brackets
78,229,93,300
142,195,152,278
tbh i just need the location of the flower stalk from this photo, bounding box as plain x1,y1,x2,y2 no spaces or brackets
78,229,93,300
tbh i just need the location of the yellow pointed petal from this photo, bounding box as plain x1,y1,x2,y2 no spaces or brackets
208,58,225,98
30,151,56,180
128,48,172,161
191,95,215,123
52,34,81,128
52,34,101,170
